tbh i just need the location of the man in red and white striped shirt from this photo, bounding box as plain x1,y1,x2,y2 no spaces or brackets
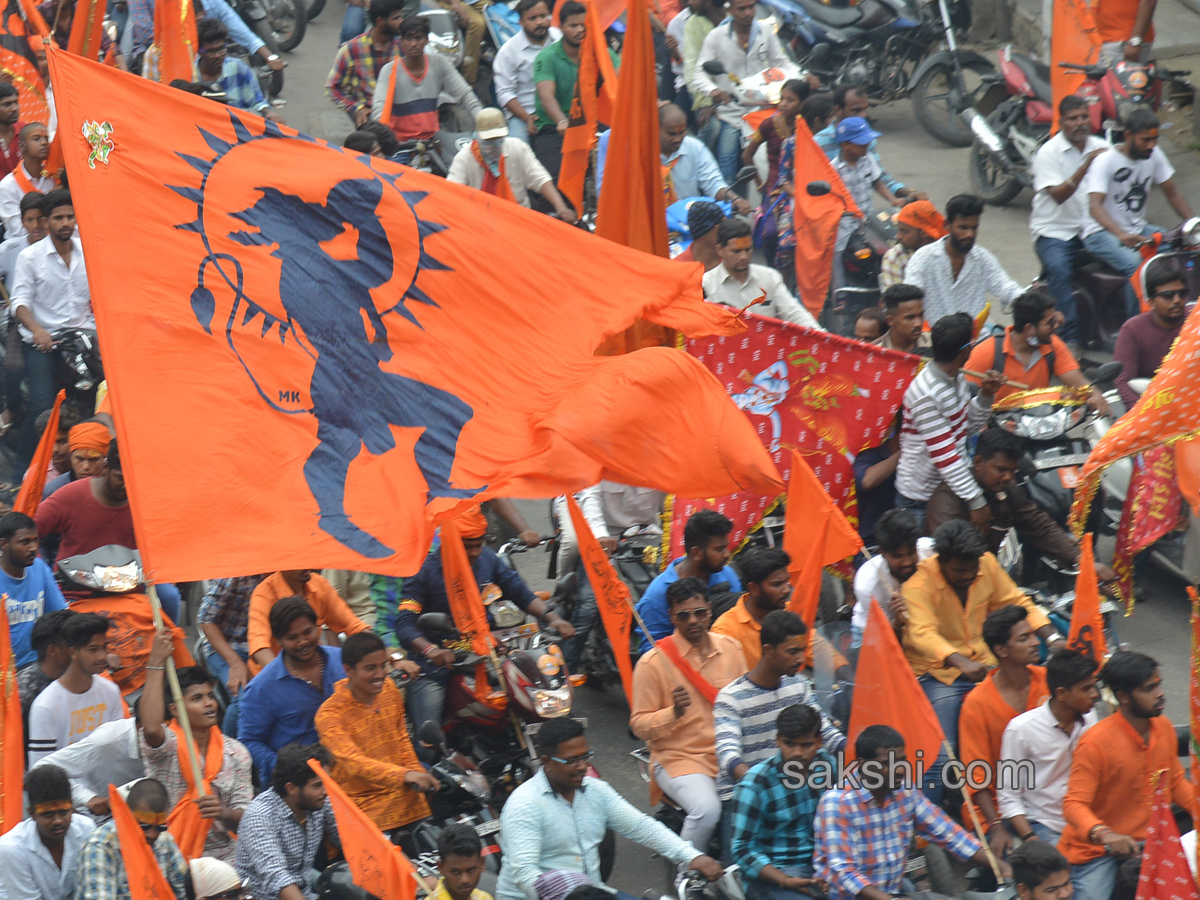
894,312,1004,531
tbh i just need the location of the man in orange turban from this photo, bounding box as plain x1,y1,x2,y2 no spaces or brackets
43,421,111,499
394,501,576,727
880,200,946,290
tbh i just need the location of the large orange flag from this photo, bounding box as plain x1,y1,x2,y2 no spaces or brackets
848,599,944,766
566,493,633,704
0,600,20,834
66,0,106,60
1069,303,1200,536
0,0,49,124
783,449,863,631
108,786,177,900
47,48,780,582
153,0,198,84
1050,0,1100,132
311,760,419,900
1133,779,1200,900
593,0,671,355
790,117,861,318
12,388,63,516
439,516,497,657
558,0,617,213
1066,532,1107,662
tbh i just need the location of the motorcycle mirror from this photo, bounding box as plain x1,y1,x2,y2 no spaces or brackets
805,180,832,197
701,60,727,76
1183,216,1200,247
416,612,456,634
1088,360,1123,385
418,720,447,747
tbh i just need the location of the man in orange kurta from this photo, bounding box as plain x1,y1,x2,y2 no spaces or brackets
314,632,437,833
247,569,369,675
957,605,1049,857
1059,651,1197,900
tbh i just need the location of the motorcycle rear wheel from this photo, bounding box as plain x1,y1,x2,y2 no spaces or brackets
967,137,1024,206
305,0,325,20
255,0,306,52
911,57,995,147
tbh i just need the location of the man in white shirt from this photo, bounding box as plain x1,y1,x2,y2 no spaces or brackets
702,218,820,328
850,509,931,650
492,0,559,143
998,649,1100,845
448,108,576,220
27,612,125,766
691,0,791,181
1082,108,1194,318
0,191,47,287
0,122,54,238
1030,96,1109,347
11,189,93,465
905,193,1023,322
34,717,145,819
0,764,96,900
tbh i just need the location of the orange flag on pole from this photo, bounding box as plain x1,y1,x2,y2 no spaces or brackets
439,515,497,657
1066,532,1107,662
1069,304,1200,537
67,0,106,60
310,760,419,900
1050,0,1100,132
593,0,672,355
848,599,944,767
783,449,863,631
46,47,781,582
1133,778,1200,900
12,388,63,516
107,785,178,900
0,599,21,834
565,493,634,704
558,0,617,213
153,0,198,84
790,116,861,319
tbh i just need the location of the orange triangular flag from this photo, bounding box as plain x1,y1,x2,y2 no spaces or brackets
558,0,617,212
12,388,63,517
108,785,177,900
1066,532,1107,662
972,302,991,340
310,759,418,900
0,598,22,834
848,600,944,767
153,0,198,84
566,494,634,704
67,0,107,59
439,517,497,658
593,0,671,355
1134,779,1200,900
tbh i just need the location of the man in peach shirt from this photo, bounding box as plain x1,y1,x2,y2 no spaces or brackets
1060,651,1197,900
631,577,747,859
247,569,369,675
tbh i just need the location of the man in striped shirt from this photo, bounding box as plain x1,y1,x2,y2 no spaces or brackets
894,312,1004,530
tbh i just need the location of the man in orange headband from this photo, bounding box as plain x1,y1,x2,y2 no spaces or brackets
396,502,575,728
880,200,945,291
0,764,96,900
43,420,111,500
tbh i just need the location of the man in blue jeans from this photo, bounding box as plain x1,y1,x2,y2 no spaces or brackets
1082,108,1193,318
1030,95,1110,345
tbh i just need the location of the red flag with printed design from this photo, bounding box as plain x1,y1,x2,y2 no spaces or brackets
1133,779,1200,900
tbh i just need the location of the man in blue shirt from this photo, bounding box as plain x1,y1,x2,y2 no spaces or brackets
1,511,67,670
195,19,281,122
237,597,342,781
395,505,574,729
635,509,741,653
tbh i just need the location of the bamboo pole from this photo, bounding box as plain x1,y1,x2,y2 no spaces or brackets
147,582,205,794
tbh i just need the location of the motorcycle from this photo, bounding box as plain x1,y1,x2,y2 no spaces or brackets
905,0,995,147
392,130,474,177
52,328,103,405
234,0,305,54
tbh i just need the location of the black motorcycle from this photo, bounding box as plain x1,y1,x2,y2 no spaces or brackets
234,0,305,54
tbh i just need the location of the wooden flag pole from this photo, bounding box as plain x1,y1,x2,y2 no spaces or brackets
945,739,1003,884
147,582,206,794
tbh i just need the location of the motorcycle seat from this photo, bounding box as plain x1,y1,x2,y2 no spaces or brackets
1011,52,1053,103
792,0,863,28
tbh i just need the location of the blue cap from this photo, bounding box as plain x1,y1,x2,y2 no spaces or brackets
835,116,882,145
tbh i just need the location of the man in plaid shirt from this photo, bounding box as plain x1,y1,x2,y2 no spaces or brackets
326,0,405,126
813,726,1000,900
729,705,832,900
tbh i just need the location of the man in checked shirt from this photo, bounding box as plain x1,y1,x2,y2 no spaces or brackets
813,725,1007,900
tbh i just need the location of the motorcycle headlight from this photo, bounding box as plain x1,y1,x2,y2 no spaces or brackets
533,686,572,717
1013,407,1072,441
489,601,526,629
93,562,141,592
1182,217,1200,247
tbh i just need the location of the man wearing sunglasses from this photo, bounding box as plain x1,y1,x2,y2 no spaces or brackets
496,717,725,900
631,578,749,863
1113,258,1191,410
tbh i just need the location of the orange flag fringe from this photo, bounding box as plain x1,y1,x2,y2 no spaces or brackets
1069,303,1200,536
848,600,944,766
566,493,634,704
558,0,617,213
67,0,106,59
310,760,418,900
1133,779,1200,900
46,48,781,581
0,597,20,833
12,388,63,516
0,0,50,124
153,0,198,84
439,518,497,657
1050,0,1100,132
790,116,861,318
593,0,671,355
108,786,177,900
1066,533,1107,662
